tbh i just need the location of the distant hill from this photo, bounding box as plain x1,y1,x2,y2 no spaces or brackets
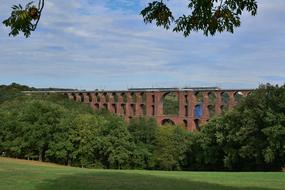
0,83,35,104
0,83,80,104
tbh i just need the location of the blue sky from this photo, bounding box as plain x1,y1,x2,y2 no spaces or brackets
0,0,284,90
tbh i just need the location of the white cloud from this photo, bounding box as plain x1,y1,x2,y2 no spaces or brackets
0,0,284,90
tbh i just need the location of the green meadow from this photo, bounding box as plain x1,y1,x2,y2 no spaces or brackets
0,157,284,190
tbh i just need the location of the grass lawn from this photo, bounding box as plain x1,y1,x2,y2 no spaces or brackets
0,157,284,190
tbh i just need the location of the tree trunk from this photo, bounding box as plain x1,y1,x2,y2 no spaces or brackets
39,152,43,162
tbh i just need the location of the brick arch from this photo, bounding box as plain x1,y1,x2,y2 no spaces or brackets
233,90,243,96
140,92,146,103
194,91,203,103
207,104,215,118
130,92,136,103
183,119,188,128
102,92,108,102
161,118,176,126
111,92,118,102
161,91,179,116
194,104,202,119
159,91,179,105
86,92,92,102
121,92,128,103
234,91,244,104
243,91,252,97
194,119,201,130
220,91,230,110
94,92,100,102
208,91,216,105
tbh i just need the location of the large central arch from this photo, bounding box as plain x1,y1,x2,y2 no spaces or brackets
162,92,179,116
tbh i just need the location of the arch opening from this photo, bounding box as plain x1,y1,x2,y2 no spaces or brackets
161,119,175,126
87,93,92,102
208,92,216,105
151,105,155,116
112,93,118,102
194,104,203,119
184,94,189,105
194,119,200,130
208,105,215,118
141,104,146,115
234,91,244,104
104,93,110,102
95,93,100,102
122,93,128,103
162,92,179,116
79,93,84,102
152,94,155,103
71,93,76,101
131,93,137,103
183,119,188,128
94,103,99,110
195,92,203,104
220,105,225,113
103,103,108,110
112,104,117,113
141,92,146,103
221,92,229,111
121,104,126,115
185,105,189,117
130,104,136,116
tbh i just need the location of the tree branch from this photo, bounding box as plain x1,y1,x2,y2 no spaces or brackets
31,0,45,31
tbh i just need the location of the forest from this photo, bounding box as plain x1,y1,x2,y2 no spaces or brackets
0,83,284,171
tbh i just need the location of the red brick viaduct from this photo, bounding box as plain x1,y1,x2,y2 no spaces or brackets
60,87,252,131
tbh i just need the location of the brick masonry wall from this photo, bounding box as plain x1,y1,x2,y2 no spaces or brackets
66,89,252,131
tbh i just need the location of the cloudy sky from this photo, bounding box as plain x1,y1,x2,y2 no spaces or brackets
0,0,284,90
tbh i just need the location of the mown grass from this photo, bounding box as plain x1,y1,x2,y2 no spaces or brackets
0,157,284,190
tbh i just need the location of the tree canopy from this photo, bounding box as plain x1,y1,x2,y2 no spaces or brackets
0,84,190,170
3,0,258,38
1,83,284,171
187,84,285,171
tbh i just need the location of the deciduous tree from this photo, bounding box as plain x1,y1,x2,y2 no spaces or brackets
3,0,258,38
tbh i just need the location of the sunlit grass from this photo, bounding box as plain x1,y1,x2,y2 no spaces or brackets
0,157,284,190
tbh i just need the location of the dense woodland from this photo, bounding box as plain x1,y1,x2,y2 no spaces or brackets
0,83,284,171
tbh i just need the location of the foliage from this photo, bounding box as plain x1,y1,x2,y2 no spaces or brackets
186,120,227,170
187,84,285,171
142,0,258,36
154,125,189,170
141,1,174,30
128,117,158,169
3,0,258,37
163,93,179,115
2,1,43,37
1,83,285,171
0,88,190,170
0,83,33,104
0,94,135,169
221,84,285,170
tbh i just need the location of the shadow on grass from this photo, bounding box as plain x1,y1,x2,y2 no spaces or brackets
35,171,276,190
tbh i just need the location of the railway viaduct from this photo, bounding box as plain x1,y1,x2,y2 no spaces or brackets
59,87,252,131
